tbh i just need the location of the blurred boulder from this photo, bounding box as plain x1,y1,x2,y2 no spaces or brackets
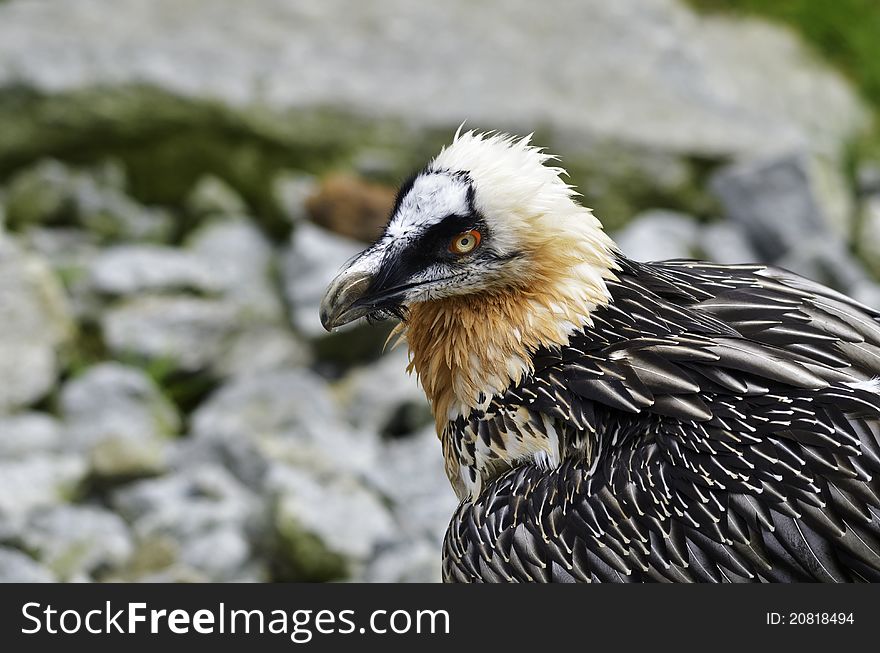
336,348,431,437
12,504,133,581
189,369,379,484
367,426,457,546
0,0,865,163
281,222,365,338
363,539,442,583
271,170,319,226
5,159,172,241
22,227,103,319
87,436,168,485
0,547,55,582
185,217,282,322
306,174,395,243
213,324,311,380
59,362,180,450
101,295,239,373
111,465,260,571
177,526,254,582
185,175,247,218
710,151,852,260
777,235,870,293
88,244,223,296
0,236,73,412
0,413,61,459
698,221,758,265
98,218,287,375
59,363,176,484
268,464,396,582
0,455,87,518
613,210,700,261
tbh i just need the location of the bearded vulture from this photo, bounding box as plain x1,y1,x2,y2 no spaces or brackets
320,130,880,582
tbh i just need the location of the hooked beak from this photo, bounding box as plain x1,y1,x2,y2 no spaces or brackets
321,242,455,331
319,258,377,332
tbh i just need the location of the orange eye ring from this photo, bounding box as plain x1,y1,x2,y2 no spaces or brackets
449,230,481,255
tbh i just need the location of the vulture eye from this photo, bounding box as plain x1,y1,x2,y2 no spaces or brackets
449,230,481,255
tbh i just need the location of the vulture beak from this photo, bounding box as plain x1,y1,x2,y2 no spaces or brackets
321,243,410,331
320,258,375,332
321,239,427,331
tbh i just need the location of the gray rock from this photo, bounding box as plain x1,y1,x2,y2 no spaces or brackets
777,235,870,293
190,369,338,442
112,464,260,542
58,364,175,481
0,455,87,518
172,434,271,499
4,159,172,241
23,227,102,273
185,175,247,217
22,227,104,319
59,362,180,450
268,464,396,581
336,348,431,437
367,426,457,545
101,295,240,372
185,217,282,322
0,0,866,162
613,210,700,262
213,324,311,379
282,222,365,337
698,221,758,265
15,505,133,580
178,527,253,582
271,170,318,225
190,369,378,483
88,244,223,296
0,412,62,458
0,546,56,582
0,236,73,412
363,539,442,583
710,151,851,261
99,219,286,375
850,281,880,310
87,436,169,484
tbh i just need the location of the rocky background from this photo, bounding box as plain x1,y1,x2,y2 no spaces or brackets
0,0,879,583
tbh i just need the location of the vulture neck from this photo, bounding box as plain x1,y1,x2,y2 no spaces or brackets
403,246,619,426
